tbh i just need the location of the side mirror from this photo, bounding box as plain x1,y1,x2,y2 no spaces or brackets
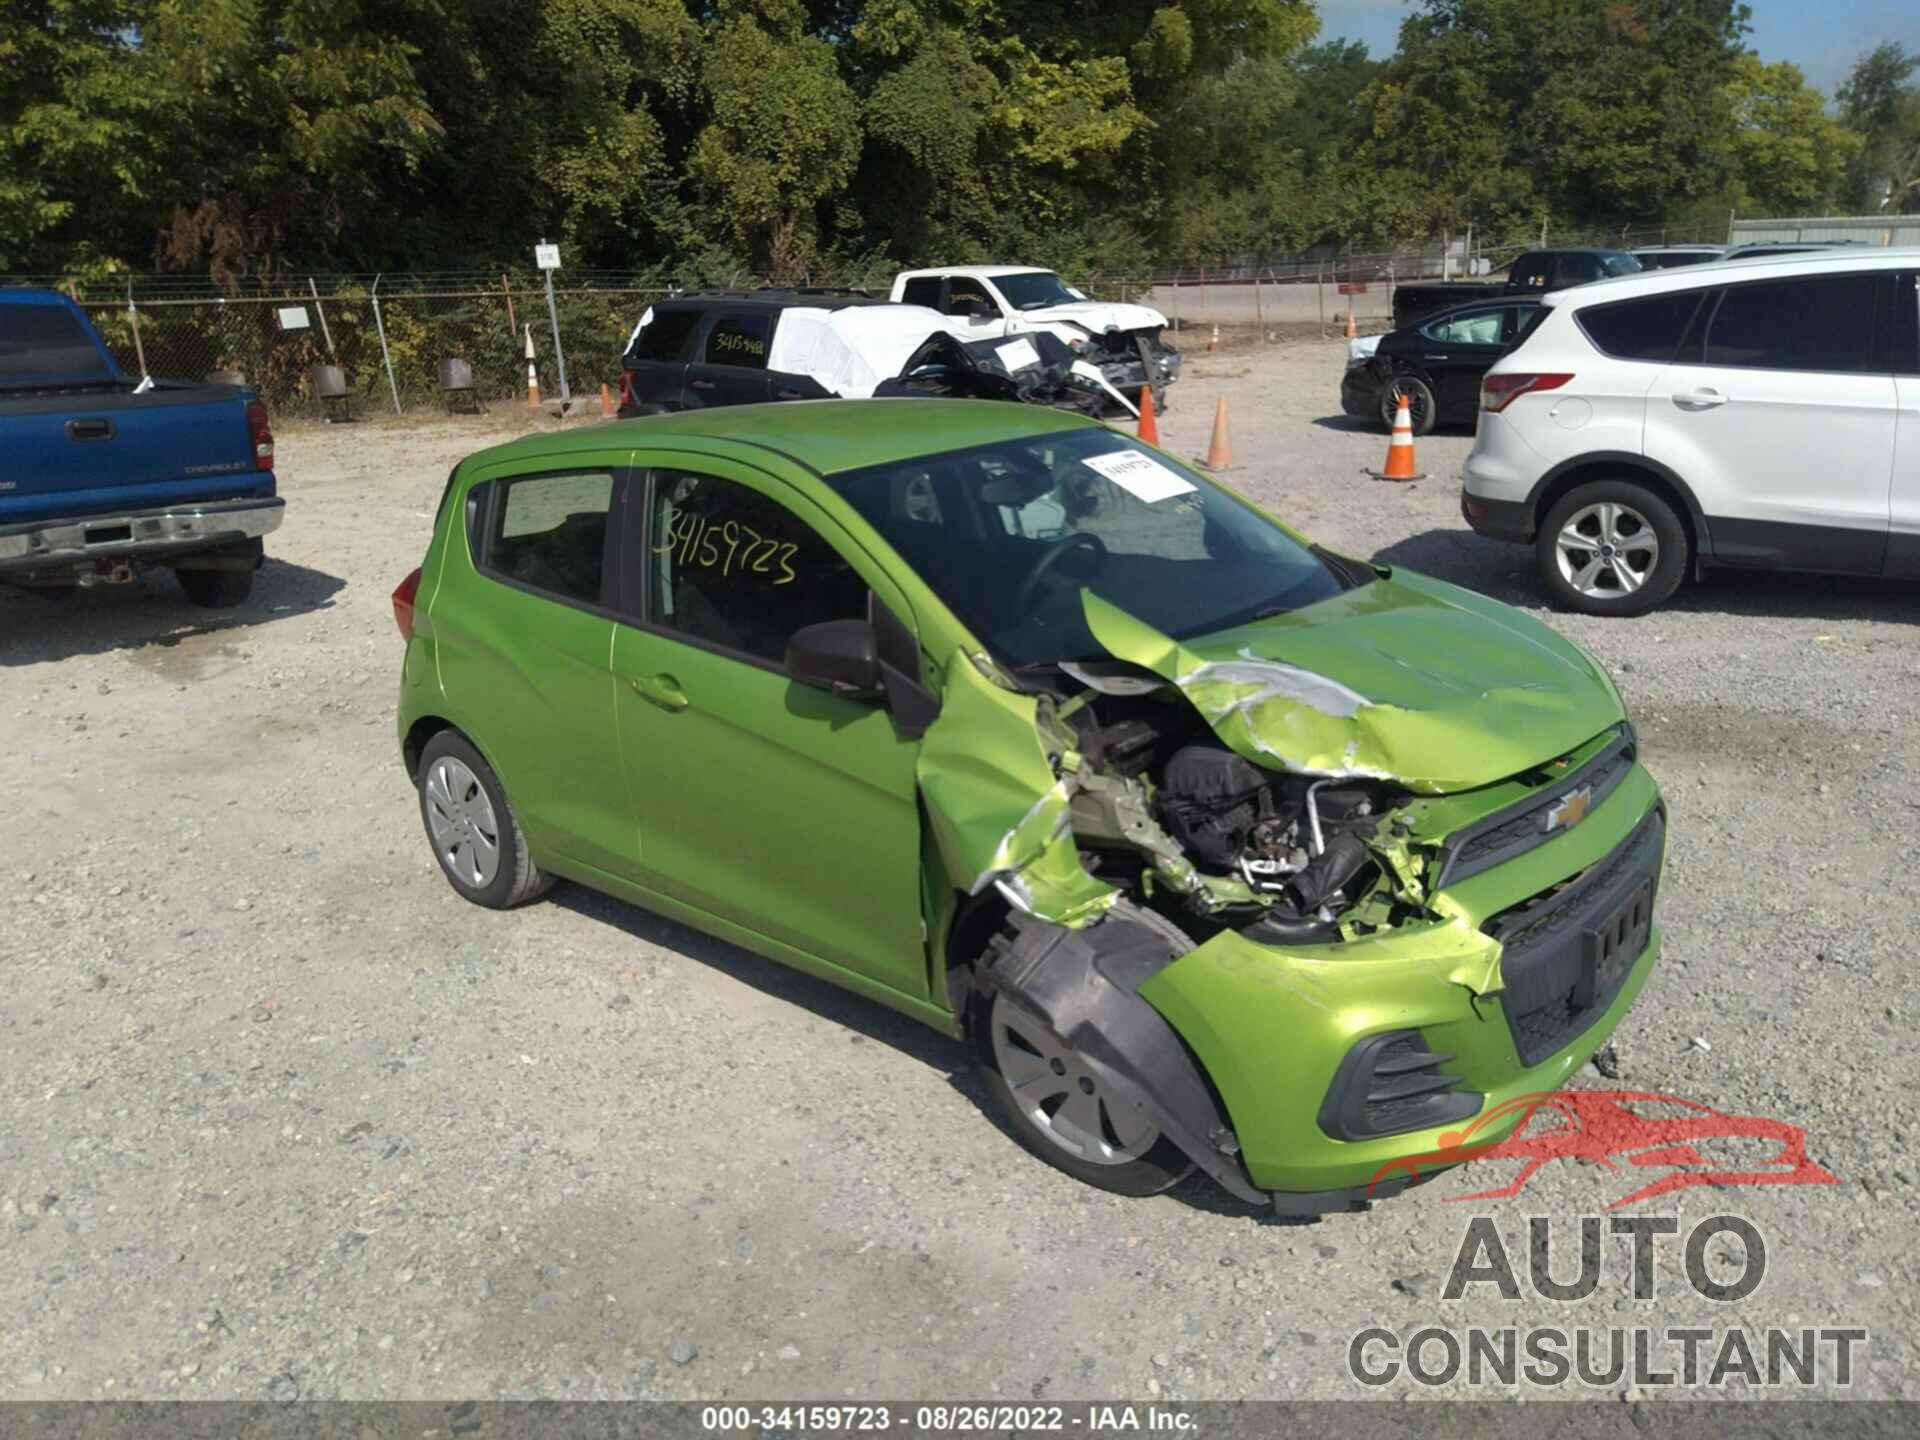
786,619,880,695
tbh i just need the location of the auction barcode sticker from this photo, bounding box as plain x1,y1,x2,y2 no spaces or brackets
1080,448,1197,503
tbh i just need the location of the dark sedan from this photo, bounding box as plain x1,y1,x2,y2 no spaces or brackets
1340,297,1543,434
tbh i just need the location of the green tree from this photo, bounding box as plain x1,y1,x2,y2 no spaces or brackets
1837,43,1920,213
1720,54,1861,216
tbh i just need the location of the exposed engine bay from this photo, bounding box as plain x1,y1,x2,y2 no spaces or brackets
1029,680,1431,944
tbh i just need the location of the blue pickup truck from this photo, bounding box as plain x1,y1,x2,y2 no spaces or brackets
0,288,283,607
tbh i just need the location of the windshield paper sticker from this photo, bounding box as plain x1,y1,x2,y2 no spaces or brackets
1081,449,1198,504
995,338,1041,373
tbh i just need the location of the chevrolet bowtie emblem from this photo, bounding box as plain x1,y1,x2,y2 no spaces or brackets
1544,785,1593,833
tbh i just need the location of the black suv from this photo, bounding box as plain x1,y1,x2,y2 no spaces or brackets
617,288,883,415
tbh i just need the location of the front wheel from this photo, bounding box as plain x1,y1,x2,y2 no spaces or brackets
1536,480,1689,616
974,902,1197,1197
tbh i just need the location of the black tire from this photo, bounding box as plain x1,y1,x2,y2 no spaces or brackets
1379,374,1437,435
176,568,254,608
972,899,1198,1197
416,730,552,909
1535,479,1689,617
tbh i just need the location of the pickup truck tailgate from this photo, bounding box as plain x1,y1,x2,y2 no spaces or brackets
0,385,269,526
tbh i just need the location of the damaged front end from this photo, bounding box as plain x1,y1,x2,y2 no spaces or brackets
875,330,1133,417
919,587,1663,1212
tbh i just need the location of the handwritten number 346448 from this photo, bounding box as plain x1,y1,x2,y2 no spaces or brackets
654,512,797,585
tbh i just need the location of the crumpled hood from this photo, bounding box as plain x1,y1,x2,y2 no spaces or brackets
1084,572,1625,794
1024,301,1167,335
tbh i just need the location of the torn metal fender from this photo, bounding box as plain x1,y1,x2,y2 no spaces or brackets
982,908,1267,1205
916,648,1117,926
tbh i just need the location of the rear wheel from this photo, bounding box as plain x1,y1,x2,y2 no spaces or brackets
176,568,254,608
974,901,1197,1197
417,731,552,908
1380,374,1436,435
1536,480,1689,616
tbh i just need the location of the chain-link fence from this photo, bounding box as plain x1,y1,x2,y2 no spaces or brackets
70,280,675,419
36,219,1735,416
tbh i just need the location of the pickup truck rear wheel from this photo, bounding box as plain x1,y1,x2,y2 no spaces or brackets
417,730,552,908
176,568,254,608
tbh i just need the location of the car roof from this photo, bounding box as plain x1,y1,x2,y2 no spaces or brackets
896,266,1056,280
1629,245,1724,253
1539,246,1920,307
459,398,1097,479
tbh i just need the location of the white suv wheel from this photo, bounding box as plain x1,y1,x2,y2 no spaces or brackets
1554,501,1660,598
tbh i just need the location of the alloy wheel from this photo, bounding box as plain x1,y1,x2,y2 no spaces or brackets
1554,501,1659,599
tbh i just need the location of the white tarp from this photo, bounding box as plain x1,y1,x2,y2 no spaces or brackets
765,304,958,398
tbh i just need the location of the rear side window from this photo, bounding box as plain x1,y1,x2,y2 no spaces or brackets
900,277,942,308
647,471,866,665
1422,308,1505,345
1701,275,1881,374
481,471,614,606
703,313,771,368
1577,292,1704,362
629,309,700,363
0,301,112,380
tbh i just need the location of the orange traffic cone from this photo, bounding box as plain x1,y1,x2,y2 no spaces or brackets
1202,396,1234,469
1137,386,1160,445
600,383,614,418
1344,305,1358,340
1366,392,1426,482
1208,324,1219,353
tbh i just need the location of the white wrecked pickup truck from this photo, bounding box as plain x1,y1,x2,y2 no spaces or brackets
890,267,1181,410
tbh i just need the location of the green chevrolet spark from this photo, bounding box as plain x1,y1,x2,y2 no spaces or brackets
393,399,1664,1215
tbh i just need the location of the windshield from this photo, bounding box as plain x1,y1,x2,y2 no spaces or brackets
992,271,1082,311
831,429,1343,667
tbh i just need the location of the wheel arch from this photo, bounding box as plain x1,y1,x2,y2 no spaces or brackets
1526,453,1713,569
401,713,506,784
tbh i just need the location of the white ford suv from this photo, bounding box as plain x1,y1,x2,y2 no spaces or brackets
1461,249,1920,615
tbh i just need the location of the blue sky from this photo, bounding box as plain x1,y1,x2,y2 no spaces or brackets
1314,1,1920,95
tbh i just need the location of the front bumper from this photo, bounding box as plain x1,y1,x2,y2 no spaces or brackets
1340,366,1382,419
1138,764,1665,1211
0,497,285,575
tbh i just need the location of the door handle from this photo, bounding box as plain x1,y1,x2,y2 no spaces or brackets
775,388,805,400
689,379,716,391
66,418,115,441
1423,353,1449,360
628,673,688,712
1676,387,1728,409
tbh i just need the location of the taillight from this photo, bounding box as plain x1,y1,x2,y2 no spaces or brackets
392,567,422,641
618,370,636,408
246,400,274,470
1481,372,1573,414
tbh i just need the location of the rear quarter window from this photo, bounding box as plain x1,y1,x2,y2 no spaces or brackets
628,309,701,363
1576,291,1704,362
900,277,942,308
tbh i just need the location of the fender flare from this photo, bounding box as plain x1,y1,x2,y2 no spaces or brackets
981,911,1266,1206
1524,452,1716,557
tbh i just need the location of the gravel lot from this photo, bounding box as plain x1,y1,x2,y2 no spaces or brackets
3,338,1916,1404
